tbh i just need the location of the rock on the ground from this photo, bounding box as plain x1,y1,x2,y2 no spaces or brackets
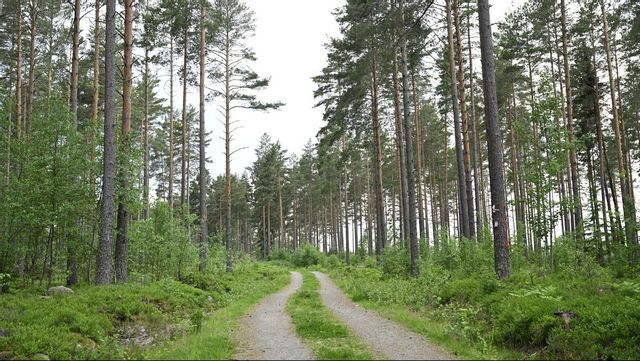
0,351,14,360
32,353,49,360
0,329,8,337
47,286,74,296
207,295,213,302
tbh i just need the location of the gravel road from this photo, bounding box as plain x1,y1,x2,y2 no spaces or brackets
313,271,453,360
233,271,314,360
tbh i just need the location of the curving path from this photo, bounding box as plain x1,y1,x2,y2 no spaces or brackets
233,271,314,360
313,271,452,360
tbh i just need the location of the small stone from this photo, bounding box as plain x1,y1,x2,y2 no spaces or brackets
33,353,49,360
207,295,214,302
0,351,14,360
47,286,74,296
0,329,8,337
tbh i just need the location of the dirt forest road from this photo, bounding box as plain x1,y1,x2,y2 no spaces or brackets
313,271,452,360
234,270,452,360
233,271,313,360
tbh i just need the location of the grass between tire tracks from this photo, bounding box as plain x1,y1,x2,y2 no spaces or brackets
287,271,376,360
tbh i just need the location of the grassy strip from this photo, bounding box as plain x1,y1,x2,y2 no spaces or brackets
327,270,518,360
287,271,375,360
142,263,290,360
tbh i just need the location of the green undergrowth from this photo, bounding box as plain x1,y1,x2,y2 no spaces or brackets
0,262,289,360
320,240,640,360
287,271,375,360
142,261,290,359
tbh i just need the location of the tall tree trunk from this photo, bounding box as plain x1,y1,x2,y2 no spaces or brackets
198,4,208,273
468,7,485,231
168,37,175,207
371,54,387,259
181,26,189,206
16,2,23,140
399,0,419,275
143,0,150,220
412,73,426,241
224,27,233,272
366,160,374,255
446,0,469,239
278,171,285,250
477,0,510,280
115,0,133,283
344,168,350,266
70,0,80,128
91,0,100,184
600,0,637,251
26,0,37,132
560,0,584,244
392,35,408,242
454,0,475,238
96,0,117,285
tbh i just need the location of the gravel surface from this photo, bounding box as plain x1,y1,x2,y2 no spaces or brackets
313,271,453,360
233,271,314,360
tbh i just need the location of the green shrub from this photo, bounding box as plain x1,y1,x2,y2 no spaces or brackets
321,254,342,269
291,243,321,267
380,246,410,276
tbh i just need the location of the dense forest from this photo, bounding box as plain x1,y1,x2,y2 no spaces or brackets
0,0,639,360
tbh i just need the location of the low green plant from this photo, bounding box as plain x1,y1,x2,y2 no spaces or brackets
287,271,374,360
0,262,290,360
291,243,321,267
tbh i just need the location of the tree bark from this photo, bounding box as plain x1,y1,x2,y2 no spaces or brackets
560,0,584,244
454,0,475,238
91,0,100,186
392,36,409,243
600,0,637,250
399,0,419,275
16,2,23,139
26,0,37,132
96,0,117,285
181,25,189,206
198,4,208,273
371,55,387,259
143,0,150,220
70,0,80,128
168,37,175,207
412,73,426,241
224,26,233,272
477,0,510,280
467,7,484,231
115,0,134,283
446,0,469,239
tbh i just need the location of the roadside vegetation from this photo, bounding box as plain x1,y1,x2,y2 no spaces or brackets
273,240,640,360
0,257,289,360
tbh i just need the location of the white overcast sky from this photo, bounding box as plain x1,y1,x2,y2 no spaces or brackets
190,0,521,177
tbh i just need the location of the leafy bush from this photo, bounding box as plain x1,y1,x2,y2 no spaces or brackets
320,254,342,270
291,243,321,267
380,246,410,277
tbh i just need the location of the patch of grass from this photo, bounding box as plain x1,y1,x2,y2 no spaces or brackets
287,271,375,360
141,262,290,360
323,250,640,360
0,278,211,360
0,262,290,360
